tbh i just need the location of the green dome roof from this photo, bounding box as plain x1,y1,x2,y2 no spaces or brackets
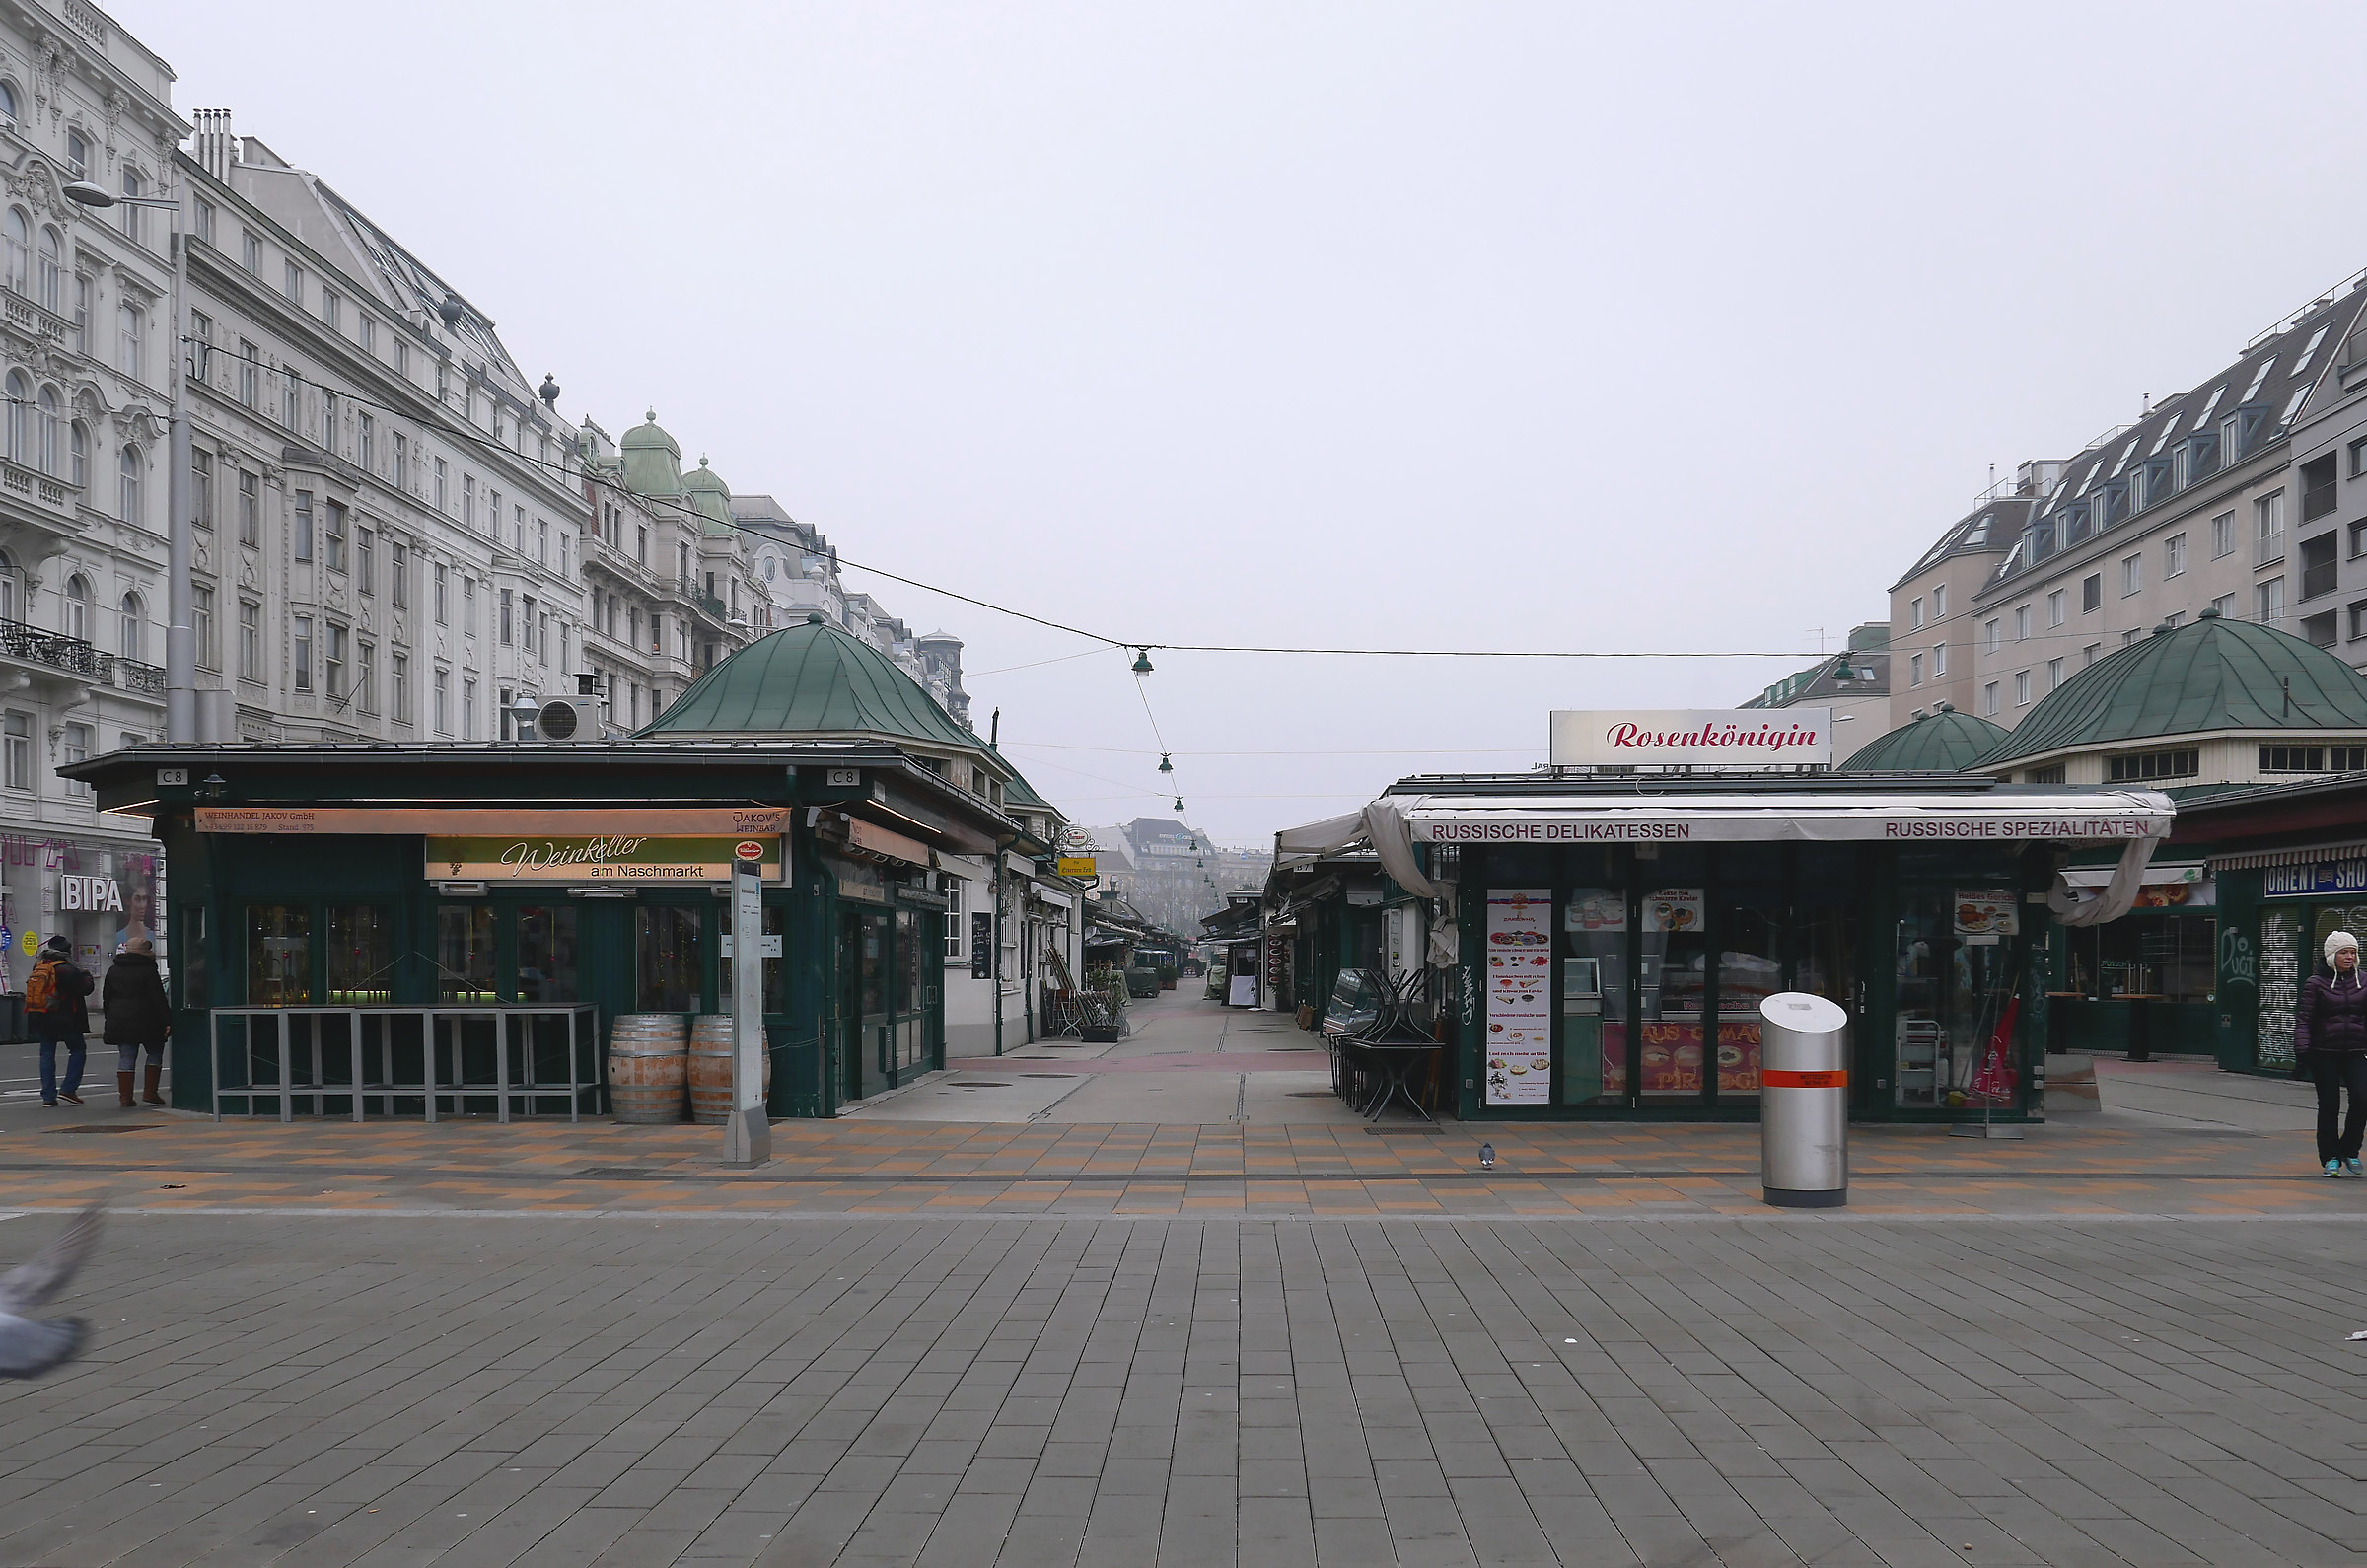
1837,706,2010,772
619,409,684,497
1972,610,2367,768
638,613,979,750
681,458,735,531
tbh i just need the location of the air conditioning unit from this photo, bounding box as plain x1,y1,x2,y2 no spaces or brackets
534,695,603,743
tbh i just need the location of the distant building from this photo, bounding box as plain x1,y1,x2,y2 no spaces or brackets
1742,622,1890,745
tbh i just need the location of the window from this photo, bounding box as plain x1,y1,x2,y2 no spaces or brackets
1932,584,1947,618
2211,594,2236,619
113,591,141,660
321,390,337,451
434,562,449,624
2302,454,2338,522
322,290,342,332
499,587,513,645
2,711,26,790
2256,490,2285,564
2352,602,2367,643
238,470,259,546
2352,521,2367,561
391,432,406,488
193,585,216,670
356,413,373,472
281,366,301,427
1982,617,1999,654
2014,670,2030,705
323,622,346,699
2082,643,2100,668
35,226,56,312
2258,576,2286,622
66,418,84,487
185,449,216,534
2108,748,2198,782
433,667,451,735
283,260,303,305
391,541,407,609
2302,610,2337,649
293,490,313,561
2026,764,2066,785
66,130,87,181
434,458,448,512
463,577,476,639
463,474,475,528
2120,553,2141,596
2212,511,2236,558
116,303,141,380
2262,746,2367,773
70,275,85,353
635,525,647,565
2013,606,2030,640
117,169,142,246
2045,656,2063,691
392,653,410,723
2302,533,2339,601
323,501,347,572
1929,641,1946,677
356,639,374,713
239,598,260,678
293,615,312,692
2046,589,2064,627
463,677,477,740
116,445,140,522
1908,652,1922,687
1909,597,1924,629
61,723,87,796
1981,681,1998,716
537,519,549,566
194,197,216,247
240,229,259,272
2165,534,2186,578
2122,628,2141,648
4,207,28,296
356,528,374,594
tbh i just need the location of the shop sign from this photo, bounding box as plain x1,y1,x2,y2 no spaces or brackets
59,875,123,912
1952,890,2019,943
1483,889,1552,1105
1056,856,1097,877
1549,709,1831,768
205,807,791,836
844,817,930,866
2262,860,2367,898
426,835,782,883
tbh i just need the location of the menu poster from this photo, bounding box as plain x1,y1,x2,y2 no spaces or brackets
1641,889,1703,934
1564,889,1627,932
1484,889,1552,1105
1953,890,2020,941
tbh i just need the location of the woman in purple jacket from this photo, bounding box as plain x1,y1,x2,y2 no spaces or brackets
2294,930,2367,1176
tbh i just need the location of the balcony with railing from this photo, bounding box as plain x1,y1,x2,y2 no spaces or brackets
0,285,73,345
0,616,102,677
679,576,731,623
0,457,82,526
113,657,165,695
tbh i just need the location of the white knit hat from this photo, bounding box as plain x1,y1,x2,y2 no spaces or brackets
2328,930,2359,964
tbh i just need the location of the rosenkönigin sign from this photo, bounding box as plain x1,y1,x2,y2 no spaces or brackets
1548,709,1832,768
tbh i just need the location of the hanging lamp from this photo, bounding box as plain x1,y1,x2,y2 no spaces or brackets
1158,753,1173,773
1132,649,1154,675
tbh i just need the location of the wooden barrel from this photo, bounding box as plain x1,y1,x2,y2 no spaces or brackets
688,1014,771,1124
609,1014,687,1124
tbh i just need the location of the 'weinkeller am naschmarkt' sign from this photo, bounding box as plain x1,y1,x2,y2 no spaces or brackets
427,836,782,883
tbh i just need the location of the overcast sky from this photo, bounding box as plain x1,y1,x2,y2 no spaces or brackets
117,0,2367,845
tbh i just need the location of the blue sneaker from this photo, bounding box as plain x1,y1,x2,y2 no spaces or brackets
2327,1160,2344,1178
2346,1159,2364,1176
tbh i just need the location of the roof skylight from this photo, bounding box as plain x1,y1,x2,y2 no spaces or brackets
2281,384,2313,425
2294,324,2331,375
2189,387,2225,430
2242,356,2276,401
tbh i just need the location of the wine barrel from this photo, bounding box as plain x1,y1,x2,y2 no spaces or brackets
688,1014,771,1124
609,1014,687,1124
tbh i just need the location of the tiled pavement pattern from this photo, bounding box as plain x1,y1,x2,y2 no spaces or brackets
2,1210,2364,1567
2,1110,2365,1218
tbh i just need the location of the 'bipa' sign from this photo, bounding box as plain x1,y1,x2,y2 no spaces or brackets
60,875,122,912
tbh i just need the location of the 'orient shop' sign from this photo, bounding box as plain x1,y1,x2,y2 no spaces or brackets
1549,709,1832,768
427,835,781,883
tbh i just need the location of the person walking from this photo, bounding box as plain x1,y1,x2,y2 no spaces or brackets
101,937,170,1107
26,937,94,1108
2294,929,2367,1176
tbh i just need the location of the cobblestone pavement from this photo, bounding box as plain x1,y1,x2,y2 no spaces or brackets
1,1209,2363,1567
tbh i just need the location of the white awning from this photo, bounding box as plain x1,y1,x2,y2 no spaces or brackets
2060,861,2204,889
1398,789,2175,845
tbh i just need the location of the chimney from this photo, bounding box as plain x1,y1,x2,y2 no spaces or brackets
191,109,237,182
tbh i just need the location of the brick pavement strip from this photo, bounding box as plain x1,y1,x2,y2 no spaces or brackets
0,1214,2362,1566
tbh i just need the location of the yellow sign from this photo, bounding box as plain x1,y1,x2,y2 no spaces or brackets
427,835,782,884
1056,856,1097,878
18,928,37,956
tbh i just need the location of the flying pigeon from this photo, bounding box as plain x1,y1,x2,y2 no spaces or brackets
0,1203,102,1379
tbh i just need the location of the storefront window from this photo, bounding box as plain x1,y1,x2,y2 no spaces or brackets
1639,879,1706,1098
517,905,577,1003
1561,881,1624,1105
1895,888,2019,1109
438,904,496,1004
635,905,702,1012
1714,872,1781,1101
895,908,922,1069
247,904,312,1006
326,905,393,1003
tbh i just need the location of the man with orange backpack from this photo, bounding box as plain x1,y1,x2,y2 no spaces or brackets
28,935,95,1107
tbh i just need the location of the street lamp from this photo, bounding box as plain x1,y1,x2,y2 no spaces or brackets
63,178,193,744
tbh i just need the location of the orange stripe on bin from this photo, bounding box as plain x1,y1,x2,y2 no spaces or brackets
1761,1069,1847,1088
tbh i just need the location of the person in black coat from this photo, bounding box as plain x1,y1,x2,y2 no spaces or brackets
101,937,171,1108
29,935,93,1107
2293,929,2367,1176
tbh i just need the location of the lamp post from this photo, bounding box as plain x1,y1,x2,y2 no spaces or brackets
63,178,191,743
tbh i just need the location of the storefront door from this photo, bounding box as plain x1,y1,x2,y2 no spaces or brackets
1891,884,2022,1112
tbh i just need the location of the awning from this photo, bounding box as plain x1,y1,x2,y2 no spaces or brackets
2208,839,2367,871
2060,862,2204,889
1396,789,2174,844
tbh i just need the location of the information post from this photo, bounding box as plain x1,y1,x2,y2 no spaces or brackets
725,842,772,1166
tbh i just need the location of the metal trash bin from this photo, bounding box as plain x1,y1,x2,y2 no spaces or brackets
1758,991,1850,1209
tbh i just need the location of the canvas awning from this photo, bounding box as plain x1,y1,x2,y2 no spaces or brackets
2059,862,2203,889
1393,789,2174,844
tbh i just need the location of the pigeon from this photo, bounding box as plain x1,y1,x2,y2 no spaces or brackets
0,1203,102,1379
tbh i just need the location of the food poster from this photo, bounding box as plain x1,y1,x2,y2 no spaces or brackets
1641,889,1702,933
1484,889,1552,1105
1952,890,2020,943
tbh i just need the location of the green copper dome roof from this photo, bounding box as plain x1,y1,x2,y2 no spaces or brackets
1972,610,2367,768
1837,706,2010,772
681,458,736,532
618,409,685,497
638,614,979,749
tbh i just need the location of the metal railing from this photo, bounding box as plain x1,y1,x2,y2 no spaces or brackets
114,656,165,693
209,1004,602,1123
0,616,101,675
